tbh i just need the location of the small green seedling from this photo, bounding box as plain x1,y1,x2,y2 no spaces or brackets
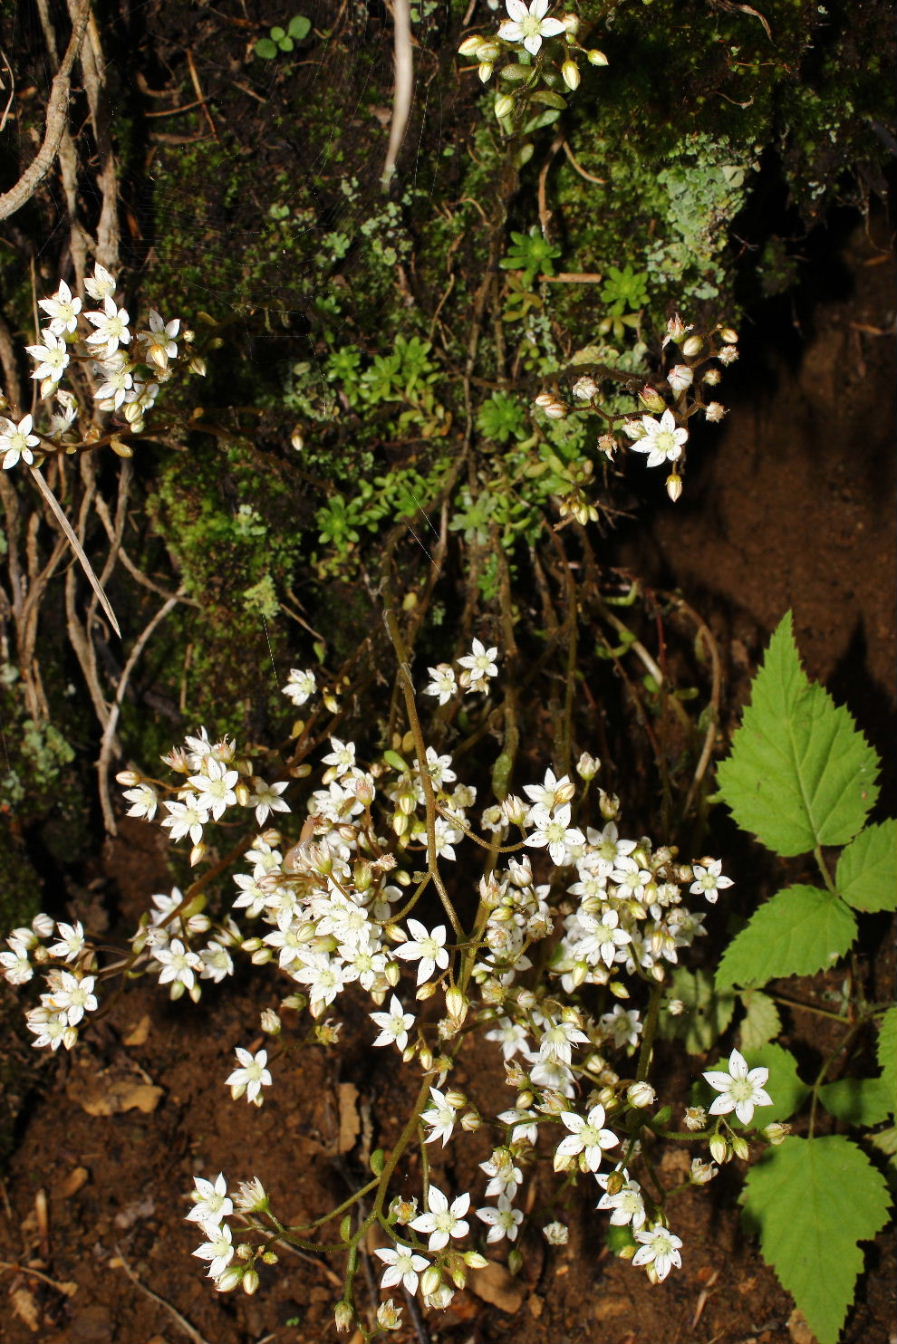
255,15,311,59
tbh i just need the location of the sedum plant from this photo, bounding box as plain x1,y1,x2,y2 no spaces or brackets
715,612,894,1344
3,620,783,1337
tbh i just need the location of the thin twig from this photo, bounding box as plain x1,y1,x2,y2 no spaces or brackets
29,463,121,637
98,595,180,833
0,0,91,221
0,1259,76,1293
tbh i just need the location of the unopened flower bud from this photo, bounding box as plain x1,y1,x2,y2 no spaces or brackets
290,427,304,451
763,1122,791,1145
731,1134,750,1160
587,48,608,65
709,1133,729,1164
627,1081,656,1108
719,327,739,344
190,842,207,868
461,1110,482,1131
116,769,142,786
705,401,727,422
542,1220,569,1244
562,12,579,34
666,473,683,502
478,61,495,82
690,1158,717,1185
681,334,704,358
667,364,694,393
478,39,501,61
260,1009,282,1035
639,384,666,413
458,34,483,56
241,1268,260,1295
420,1266,443,1297
561,59,580,90
216,1265,244,1292
544,399,568,419
445,985,467,1019
495,93,515,120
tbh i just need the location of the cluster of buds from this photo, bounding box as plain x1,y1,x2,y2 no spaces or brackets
458,2,607,127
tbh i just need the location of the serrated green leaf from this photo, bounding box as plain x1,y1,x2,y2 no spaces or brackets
836,820,897,912
819,1076,893,1125
717,613,880,856
739,990,782,1052
716,885,857,989
741,1135,891,1344
877,1007,897,1112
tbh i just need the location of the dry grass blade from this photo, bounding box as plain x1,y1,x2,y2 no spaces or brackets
29,464,121,638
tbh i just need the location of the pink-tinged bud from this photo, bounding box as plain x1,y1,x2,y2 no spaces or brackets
587,48,608,65
704,401,727,422
639,384,667,413
576,750,601,780
561,59,581,90
681,334,704,358
667,364,694,393
494,93,515,120
666,473,683,502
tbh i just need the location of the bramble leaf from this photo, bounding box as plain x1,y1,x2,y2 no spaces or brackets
741,1135,891,1344
739,990,781,1052
717,613,879,856
836,820,897,912
878,1006,897,1112
819,1076,893,1126
716,885,857,989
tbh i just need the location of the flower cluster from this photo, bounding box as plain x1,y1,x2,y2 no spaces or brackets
458,1,607,119
424,637,500,705
0,266,195,471
2,647,772,1320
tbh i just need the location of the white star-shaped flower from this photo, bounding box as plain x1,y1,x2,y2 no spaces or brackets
703,1048,772,1125
629,408,689,469
410,1185,470,1251
498,0,566,56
